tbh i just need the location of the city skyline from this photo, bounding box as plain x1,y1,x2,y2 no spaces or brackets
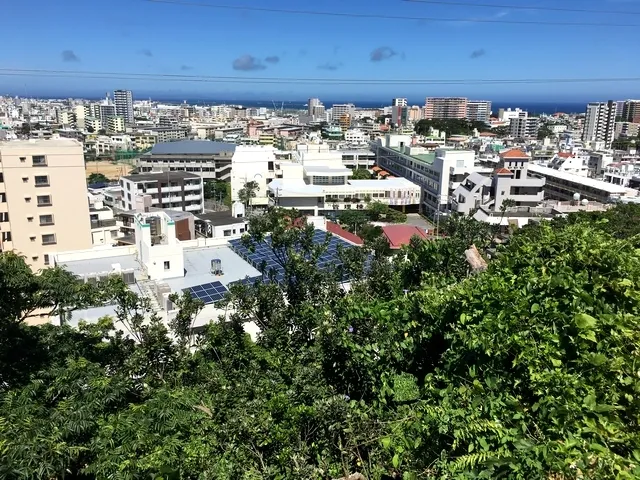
2,0,640,100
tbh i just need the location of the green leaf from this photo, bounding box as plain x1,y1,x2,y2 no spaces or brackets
414,437,422,449
530,303,540,313
575,313,597,329
583,394,596,410
590,353,607,366
381,437,392,449
580,331,597,343
392,453,400,469
551,358,562,368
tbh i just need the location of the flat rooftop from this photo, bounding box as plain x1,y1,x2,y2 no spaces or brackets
0,138,82,148
59,254,139,277
149,140,236,155
528,164,633,194
388,146,436,165
196,211,246,226
122,171,200,182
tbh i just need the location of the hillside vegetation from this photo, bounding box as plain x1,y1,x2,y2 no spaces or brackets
1,206,640,479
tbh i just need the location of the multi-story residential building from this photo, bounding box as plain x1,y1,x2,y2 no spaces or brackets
114,90,134,124
0,138,92,270
391,106,409,127
107,116,125,134
373,134,478,216
88,193,120,246
97,103,116,124
622,100,640,123
588,152,614,176
344,129,369,144
498,108,527,122
119,171,204,213
331,104,355,123
452,149,545,215
147,127,188,143
74,105,91,129
137,140,236,180
84,117,102,133
56,111,76,127
510,115,540,139
582,101,616,148
424,97,468,120
466,100,492,123
615,122,640,139
308,98,321,116
408,106,423,122
392,98,408,107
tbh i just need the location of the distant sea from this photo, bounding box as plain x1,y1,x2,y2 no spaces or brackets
160,99,588,115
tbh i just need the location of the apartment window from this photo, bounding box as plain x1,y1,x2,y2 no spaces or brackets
30,236,36,242
37,195,52,206
25,197,31,203
32,155,47,166
39,214,54,226
0,172,3,182
223,229,231,237
164,261,170,270
22,177,28,183
27,216,33,222
43,254,50,266
0,212,8,222
42,234,56,245
34,175,50,186
19,157,26,162
1,232,11,242
32,256,39,262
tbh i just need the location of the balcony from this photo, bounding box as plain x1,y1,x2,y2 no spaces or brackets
185,194,201,201
91,219,117,229
184,183,202,191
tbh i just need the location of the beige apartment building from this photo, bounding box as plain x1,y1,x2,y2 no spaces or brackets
0,138,92,270
424,97,468,120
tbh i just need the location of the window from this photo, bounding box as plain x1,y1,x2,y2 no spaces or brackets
19,157,26,162
163,261,170,270
0,212,8,222
25,197,31,203
43,254,50,266
42,234,56,245
34,175,49,186
39,214,54,226
37,195,52,206
27,216,33,222
32,256,39,262
223,229,232,237
22,177,28,183
30,236,36,242
32,155,47,166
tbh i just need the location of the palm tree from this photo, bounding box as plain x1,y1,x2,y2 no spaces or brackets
238,180,260,214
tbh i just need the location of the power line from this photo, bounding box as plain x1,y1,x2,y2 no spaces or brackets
143,0,640,27
1,68,639,85
402,0,640,16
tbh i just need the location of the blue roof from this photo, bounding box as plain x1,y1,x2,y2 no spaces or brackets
150,140,236,155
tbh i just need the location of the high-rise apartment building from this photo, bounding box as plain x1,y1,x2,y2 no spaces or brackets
424,97,468,120
308,98,321,116
114,90,134,124
392,98,408,107
582,101,616,148
0,139,92,270
466,100,492,123
331,103,355,123
509,115,540,139
622,100,640,124
392,106,409,127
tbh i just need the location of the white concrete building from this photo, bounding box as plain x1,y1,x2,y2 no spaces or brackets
588,152,614,176
392,98,408,107
466,100,492,123
373,134,477,216
119,171,204,213
88,193,120,246
510,115,540,139
528,164,639,203
331,103,355,123
344,129,369,144
583,101,616,148
452,149,545,215
498,108,526,122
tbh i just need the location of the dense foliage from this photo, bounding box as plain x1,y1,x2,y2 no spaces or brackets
1,205,640,479
415,119,491,137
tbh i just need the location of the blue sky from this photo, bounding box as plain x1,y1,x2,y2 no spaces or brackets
1,0,639,102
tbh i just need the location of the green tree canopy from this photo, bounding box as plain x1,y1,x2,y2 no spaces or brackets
2,206,640,478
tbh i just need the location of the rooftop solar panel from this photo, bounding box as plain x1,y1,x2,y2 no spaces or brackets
183,281,228,305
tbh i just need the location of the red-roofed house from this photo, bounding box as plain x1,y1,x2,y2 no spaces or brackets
499,148,529,160
326,221,364,245
382,225,428,249
557,152,574,159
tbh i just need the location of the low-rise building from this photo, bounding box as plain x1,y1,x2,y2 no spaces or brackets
88,194,120,246
119,171,204,213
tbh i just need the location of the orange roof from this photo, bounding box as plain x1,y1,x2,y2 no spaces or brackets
326,221,363,245
479,132,497,137
557,152,573,158
379,171,389,176
382,225,428,249
494,167,513,175
500,148,529,159
372,166,382,172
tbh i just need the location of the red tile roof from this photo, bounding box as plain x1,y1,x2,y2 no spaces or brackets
494,167,513,175
382,225,428,249
326,221,364,245
479,132,497,137
500,148,529,159
557,152,573,158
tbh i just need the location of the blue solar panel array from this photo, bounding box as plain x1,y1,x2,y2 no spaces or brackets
228,229,355,285
183,281,228,304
